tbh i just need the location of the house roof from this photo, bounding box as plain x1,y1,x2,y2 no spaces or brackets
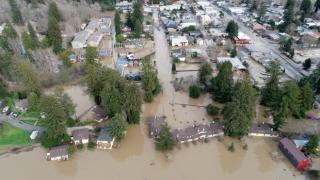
72,128,89,141
279,138,308,162
148,116,166,138
49,145,68,158
249,123,279,136
73,31,90,44
97,126,113,142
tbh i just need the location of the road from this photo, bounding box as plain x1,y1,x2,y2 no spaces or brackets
0,114,44,132
210,3,306,80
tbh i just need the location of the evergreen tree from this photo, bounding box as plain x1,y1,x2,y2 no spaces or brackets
16,61,41,94
115,10,121,35
223,77,256,138
225,20,239,38
299,83,314,116
27,92,40,112
261,61,282,107
283,0,295,27
250,0,258,12
155,124,176,151
101,80,125,118
283,81,301,118
230,47,237,57
132,0,143,28
134,19,143,38
53,87,75,119
22,31,33,50
124,83,142,124
47,16,62,53
257,2,267,20
316,0,320,13
3,22,18,38
109,113,128,141
272,93,290,129
300,0,311,21
212,61,233,102
303,58,312,70
40,95,68,147
48,1,63,22
8,0,24,25
27,23,39,48
125,12,134,30
189,85,201,98
199,63,213,84
142,57,161,102
85,46,97,65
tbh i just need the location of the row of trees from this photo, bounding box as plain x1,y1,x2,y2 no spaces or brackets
261,61,314,129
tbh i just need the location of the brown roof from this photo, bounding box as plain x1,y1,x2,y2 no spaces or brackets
72,128,90,141
279,138,308,162
49,145,68,158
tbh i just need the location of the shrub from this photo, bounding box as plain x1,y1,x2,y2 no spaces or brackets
189,85,201,98
172,63,176,74
87,141,96,150
77,144,84,150
228,142,235,152
68,145,76,155
206,104,220,116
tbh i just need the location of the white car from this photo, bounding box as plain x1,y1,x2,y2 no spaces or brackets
2,106,9,113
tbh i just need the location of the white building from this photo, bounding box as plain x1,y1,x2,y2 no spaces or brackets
199,14,213,26
217,57,246,70
159,4,181,11
171,36,189,47
71,31,90,49
228,7,246,15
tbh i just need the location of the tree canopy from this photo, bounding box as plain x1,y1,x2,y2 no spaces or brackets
155,124,176,151
223,77,256,138
8,0,24,25
225,20,239,38
142,57,161,102
109,113,128,141
212,61,233,102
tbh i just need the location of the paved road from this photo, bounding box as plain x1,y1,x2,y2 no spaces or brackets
210,3,305,80
0,114,45,132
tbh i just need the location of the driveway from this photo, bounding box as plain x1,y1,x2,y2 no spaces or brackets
0,114,45,132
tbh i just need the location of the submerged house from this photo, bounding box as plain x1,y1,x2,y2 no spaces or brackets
279,138,310,170
71,128,90,145
46,145,69,161
248,123,279,137
148,116,166,138
96,126,115,150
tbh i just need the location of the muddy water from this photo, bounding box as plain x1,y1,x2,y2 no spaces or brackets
0,10,304,180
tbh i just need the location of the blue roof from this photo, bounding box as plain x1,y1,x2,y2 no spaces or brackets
293,139,309,147
97,126,113,142
116,58,128,66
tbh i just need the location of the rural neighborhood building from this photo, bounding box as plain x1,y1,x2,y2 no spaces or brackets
217,57,246,71
233,32,251,45
279,138,310,170
46,145,69,161
171,35,189,47
71,128,90,145
248,123,279,137
72,31,90,49
97,126,115,150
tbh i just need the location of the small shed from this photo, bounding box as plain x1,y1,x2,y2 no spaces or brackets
96,126,115,150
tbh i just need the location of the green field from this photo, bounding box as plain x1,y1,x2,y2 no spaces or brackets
0,123,31,146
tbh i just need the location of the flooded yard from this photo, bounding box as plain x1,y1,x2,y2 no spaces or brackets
0,9,306,180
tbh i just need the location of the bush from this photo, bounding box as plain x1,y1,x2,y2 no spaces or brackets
77,144,84,150
228,142,235,152
189,85,201,98
116,34,125,43
87,141,96,150
172,63,176,74
68,145,76,155
303,58,311,70
206,104,220,116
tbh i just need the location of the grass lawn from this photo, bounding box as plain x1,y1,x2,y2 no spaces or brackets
0,123,32,146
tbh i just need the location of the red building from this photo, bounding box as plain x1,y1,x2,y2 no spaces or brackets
232,32,251,45
279,138,310,170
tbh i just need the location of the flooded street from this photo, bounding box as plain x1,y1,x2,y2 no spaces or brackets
0,9,304,180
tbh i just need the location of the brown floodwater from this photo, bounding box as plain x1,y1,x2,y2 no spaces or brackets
0,9,304,180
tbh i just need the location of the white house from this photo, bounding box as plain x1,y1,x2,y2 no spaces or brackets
248,123,279,137
217,57,246,71
71,31,90,49
171,36,189,47
46,145,69,161
159,4,181,11
199,14,213,26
